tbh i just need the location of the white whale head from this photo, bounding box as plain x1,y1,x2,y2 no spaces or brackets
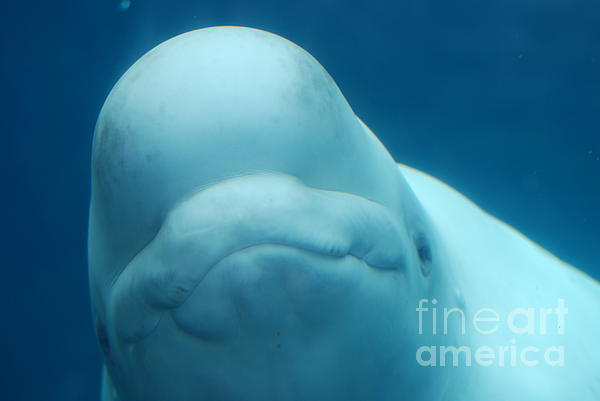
89,26,448,401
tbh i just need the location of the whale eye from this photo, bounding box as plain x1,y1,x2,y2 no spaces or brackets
414,232,432,276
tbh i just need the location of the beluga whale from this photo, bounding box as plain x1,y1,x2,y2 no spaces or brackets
88,26,600,401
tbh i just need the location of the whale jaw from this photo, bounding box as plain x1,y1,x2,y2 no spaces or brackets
104,173,421,401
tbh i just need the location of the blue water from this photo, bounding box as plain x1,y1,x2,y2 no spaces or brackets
3,1,599,400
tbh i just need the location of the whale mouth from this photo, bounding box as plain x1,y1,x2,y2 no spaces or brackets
109,173,411,343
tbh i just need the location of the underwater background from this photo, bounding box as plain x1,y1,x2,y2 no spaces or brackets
2,1,599,400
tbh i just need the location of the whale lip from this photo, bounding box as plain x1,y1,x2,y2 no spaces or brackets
109,173,411,343
145,173,410,309
169,240,387,342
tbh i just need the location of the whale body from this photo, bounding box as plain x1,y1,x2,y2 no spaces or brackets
88,26,600,401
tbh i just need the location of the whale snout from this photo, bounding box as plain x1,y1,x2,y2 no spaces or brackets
108,173,410,343
102,174,419,401
172,243,378,341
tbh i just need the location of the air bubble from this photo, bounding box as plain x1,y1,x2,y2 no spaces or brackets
118,0,131,11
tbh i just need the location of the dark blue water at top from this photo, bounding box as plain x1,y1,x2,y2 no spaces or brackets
2,1,599,400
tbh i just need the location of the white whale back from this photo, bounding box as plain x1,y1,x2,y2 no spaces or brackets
401,164,600,399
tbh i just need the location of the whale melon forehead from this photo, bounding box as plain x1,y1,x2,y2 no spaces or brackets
93,26,353,196
90,26,411,282
92,27,365,226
